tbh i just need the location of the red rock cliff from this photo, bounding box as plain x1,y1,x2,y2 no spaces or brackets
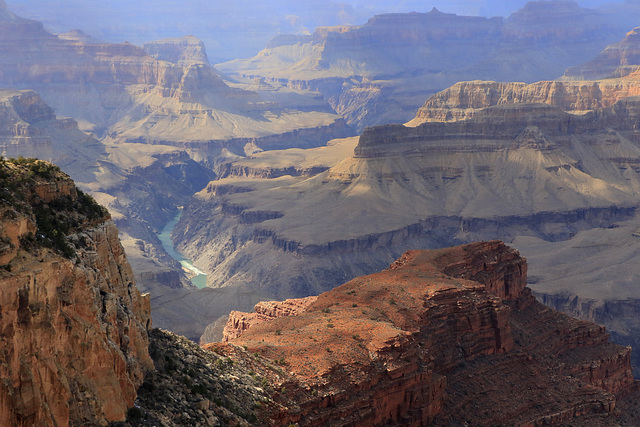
218,241,635,426
0,159,152,426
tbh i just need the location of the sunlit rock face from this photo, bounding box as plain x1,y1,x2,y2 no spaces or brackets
214,242,635,426
0,159,152,426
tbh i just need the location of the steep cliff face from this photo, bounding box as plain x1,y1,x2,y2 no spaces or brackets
143,35,210,66
408,78,640,125
0,158,152,426
215,242,635,426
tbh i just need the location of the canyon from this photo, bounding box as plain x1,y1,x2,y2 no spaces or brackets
174,93,640,297
3,1,640,424
6,0,640,343
171,20,640,359
1,167,637,425
0,0,355,339
218,1,640,131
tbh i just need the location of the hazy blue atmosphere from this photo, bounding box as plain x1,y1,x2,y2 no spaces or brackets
5,0,633,61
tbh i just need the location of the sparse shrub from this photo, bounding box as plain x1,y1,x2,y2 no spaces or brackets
190,383,207,395
126,406,143,420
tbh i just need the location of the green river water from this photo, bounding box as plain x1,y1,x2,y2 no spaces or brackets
157,210,207,288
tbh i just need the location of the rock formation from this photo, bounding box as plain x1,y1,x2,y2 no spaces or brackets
0,88,227,339
223,296,318,341
0,4,356,343
213,242,636,425
219,1,640,130
143,35,210,66
407,78,640,126
0,158,152,426
564,26,640,80
177,51,640,357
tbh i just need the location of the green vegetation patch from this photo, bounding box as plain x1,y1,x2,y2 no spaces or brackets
0,157,109,258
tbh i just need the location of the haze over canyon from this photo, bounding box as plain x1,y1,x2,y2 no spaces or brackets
4,0,640,425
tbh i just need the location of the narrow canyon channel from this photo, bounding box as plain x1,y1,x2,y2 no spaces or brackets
157,209,207,288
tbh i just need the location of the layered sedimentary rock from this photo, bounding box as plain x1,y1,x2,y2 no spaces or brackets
0,88,224,338
407,78,640,126
0,4,354,343
223,296,318,341
511,221,640,377
143,35,210,65
0,1,350,156
215,242,635,425
219,1,639,130
0,159,152,426
174,98,640,299
564,27,640,80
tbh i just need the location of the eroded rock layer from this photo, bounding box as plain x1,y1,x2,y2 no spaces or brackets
0,159,152,426
408,78,640,126
219,1,640,130
215,242,635,426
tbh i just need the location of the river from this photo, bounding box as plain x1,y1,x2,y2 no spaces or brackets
157,209,207,288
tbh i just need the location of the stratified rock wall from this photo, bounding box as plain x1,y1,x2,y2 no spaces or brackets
408,78,640,126
0,161,152,426
220,2,638,130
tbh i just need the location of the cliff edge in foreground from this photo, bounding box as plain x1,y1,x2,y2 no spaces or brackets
213,241,637,426
0,158,152,426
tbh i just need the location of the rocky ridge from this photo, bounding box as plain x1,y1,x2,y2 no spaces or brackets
407,78,640,126
0,158,152,426
213,241,637,425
